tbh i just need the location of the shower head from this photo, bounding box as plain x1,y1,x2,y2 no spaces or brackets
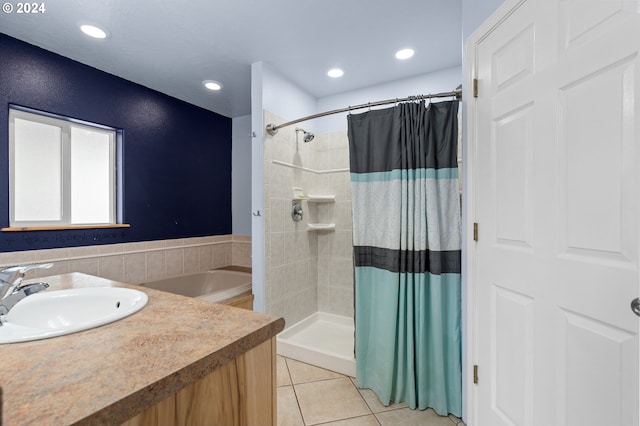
295,127,315,143
304,132,314,143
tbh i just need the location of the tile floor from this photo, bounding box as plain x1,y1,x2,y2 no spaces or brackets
277,356,466,426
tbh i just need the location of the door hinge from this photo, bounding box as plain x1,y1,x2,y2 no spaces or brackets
473,365,479,384
473,222,479,242
473,79,478,98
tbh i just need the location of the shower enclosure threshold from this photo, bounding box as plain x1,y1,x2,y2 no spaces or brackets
277,312,355,377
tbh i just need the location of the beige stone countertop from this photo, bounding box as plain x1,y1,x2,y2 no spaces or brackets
0,272,284,425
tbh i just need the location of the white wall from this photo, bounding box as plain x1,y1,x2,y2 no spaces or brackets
261,63,317,131
316,66,462,133
232,114,252,236
251,62,266,312
259,61,461,137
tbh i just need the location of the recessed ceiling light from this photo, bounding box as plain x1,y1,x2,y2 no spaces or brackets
395,48,415,60
327,68,344,78
80,24,108,39
203,80,223,91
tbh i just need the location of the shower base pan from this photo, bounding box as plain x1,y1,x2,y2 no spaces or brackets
277,312,355,377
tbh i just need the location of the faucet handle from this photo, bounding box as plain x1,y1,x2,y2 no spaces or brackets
1,263,53,275
0,263,53,285
0,263,52,302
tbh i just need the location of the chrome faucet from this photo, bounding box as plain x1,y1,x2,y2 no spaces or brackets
0,263,52,318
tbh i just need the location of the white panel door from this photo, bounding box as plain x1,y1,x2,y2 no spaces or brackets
470,1,640,425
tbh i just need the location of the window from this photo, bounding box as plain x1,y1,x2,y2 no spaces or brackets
8,107,121,229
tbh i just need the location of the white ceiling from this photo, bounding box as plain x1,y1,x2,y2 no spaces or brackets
0,0,462,118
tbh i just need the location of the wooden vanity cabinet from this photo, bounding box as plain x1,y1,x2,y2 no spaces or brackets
122,338,276,426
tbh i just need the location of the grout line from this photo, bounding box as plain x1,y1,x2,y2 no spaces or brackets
312,413,380,426
282,356,294,387
291,376,350,387
285,360,307,425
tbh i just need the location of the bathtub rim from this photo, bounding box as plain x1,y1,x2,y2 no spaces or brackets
141,266,252,305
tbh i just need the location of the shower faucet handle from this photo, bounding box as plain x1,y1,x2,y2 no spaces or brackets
291,202,303,222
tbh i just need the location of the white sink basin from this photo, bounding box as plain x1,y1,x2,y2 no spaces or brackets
0,287,148,344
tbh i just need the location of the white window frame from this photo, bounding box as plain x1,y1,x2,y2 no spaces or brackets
8,107,117,228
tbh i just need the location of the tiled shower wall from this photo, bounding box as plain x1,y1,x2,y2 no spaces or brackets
315,131,354,318
264,110,354,328
0,235,251,284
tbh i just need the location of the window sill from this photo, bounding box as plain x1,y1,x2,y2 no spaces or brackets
2,224,131,232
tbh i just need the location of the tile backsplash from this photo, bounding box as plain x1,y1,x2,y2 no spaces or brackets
0,234,251,284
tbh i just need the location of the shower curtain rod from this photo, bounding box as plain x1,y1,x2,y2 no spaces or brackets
265,85,461,136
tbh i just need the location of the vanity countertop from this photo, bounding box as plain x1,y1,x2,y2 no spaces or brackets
0,272,284,425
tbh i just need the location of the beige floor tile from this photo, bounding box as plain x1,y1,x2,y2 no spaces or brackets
375,407,456,426
295,377,371,425
448,414,464,424
349,378,408,413
286,357,344,384
319,414,380,426
358,387,409,413
277,386,304,426
278,355,292,386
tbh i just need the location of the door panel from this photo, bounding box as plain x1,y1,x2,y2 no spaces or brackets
493,103,534,250
558,309,636,426
472,1,640,425
559,0,636,50
492,25,535,92
559,55,636,263
491,285,534,425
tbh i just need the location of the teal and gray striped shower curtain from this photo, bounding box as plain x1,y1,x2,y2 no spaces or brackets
348,100,461,416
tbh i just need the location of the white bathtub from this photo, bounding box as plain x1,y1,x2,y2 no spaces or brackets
142,270,252,304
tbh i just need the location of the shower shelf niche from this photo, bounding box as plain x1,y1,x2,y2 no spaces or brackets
307,223,335,232
303,193,336,231
306,194,335,203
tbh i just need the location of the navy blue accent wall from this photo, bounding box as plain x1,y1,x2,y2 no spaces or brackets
0,34,232,252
